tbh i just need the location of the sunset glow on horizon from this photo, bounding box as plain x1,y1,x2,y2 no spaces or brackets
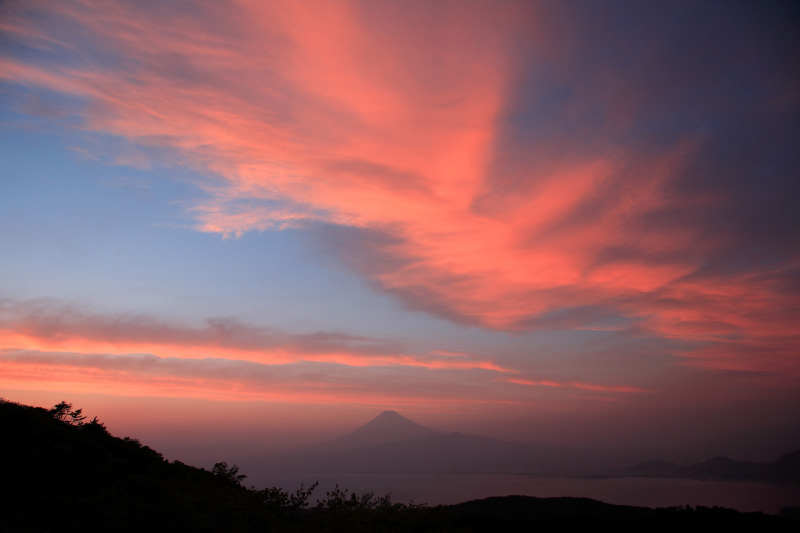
2,0,798,453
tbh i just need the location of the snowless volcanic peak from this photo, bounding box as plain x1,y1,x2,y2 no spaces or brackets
375,410,405,421
323,410,439,451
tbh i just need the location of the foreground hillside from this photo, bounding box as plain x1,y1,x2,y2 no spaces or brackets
2,399,269,532
2,399,795,532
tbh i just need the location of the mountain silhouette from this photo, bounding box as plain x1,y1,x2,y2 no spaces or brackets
316,410,440,452
249,411,641,476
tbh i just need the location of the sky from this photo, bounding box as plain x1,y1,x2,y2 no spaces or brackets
1,0,799,456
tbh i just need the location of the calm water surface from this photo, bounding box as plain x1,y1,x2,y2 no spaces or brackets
247,472,799,515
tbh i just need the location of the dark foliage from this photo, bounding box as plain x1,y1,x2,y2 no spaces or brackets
1,398,794,532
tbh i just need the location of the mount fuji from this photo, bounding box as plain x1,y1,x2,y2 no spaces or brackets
319,410,441,452
246,411,641,476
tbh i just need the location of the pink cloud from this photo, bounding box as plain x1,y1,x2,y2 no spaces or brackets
0,298,512,374
0,344,524,408
506,377,648,394
2,0,798,380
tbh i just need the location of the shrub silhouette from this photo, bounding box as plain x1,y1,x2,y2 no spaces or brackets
260,481,319,511
316,484,394,511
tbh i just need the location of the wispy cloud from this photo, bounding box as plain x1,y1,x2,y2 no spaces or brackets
1,298,666,406
0,298,512,373
506,377,648,394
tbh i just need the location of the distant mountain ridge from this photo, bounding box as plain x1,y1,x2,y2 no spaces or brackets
249,410,641,476
698,425,800,462
246,411,800,482
626,449,800,482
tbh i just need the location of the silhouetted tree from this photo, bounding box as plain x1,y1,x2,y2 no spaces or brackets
82,416,109,435
49,401,87,425
211,461,247,486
